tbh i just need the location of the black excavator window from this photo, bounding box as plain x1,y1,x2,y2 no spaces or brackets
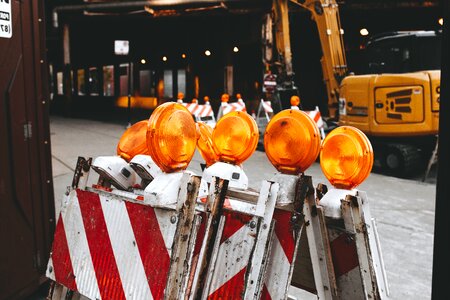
359,33,441,74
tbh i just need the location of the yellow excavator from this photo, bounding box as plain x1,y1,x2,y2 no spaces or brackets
267,0,441,176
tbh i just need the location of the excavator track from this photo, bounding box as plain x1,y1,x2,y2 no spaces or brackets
381,143,422,177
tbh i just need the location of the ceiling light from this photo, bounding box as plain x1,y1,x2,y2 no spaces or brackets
360,28,369,36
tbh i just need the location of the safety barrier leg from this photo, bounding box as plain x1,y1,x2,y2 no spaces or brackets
189,177,279,299
317,186,389,300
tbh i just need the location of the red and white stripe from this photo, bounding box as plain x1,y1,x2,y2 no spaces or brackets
222,101,246,115
182,103,199,114
195,104,214,118
47,189,176,300
262,100,273,113
182,103,214,119
328,228,364,298
305,106,324,129
261,209,297,300
206,211,256,298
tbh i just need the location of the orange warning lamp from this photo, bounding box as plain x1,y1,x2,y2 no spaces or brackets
212,111,259,165
221,93,230,103
146,102,198,173
320,126,373,189
290,95,300,107
117,120,150,162
264,109,321,174
197,122,219,167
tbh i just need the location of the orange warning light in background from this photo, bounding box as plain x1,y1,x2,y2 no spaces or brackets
197,122,219,167
117,120,150,162
212,111,259,165
290,95,300,107
146,102,198,173
264,109,321,174
320,126,373,189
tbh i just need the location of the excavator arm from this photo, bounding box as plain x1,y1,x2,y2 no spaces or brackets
295,0,348,118
269,0,348,118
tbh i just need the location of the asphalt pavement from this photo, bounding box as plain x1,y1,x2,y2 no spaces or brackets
49,115,436,300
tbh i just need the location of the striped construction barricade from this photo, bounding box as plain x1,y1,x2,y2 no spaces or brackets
319,187,389,299
182,102,216,127
304,106,326,139
47,158,279,300
47,158,202,300
291,105,326,139
260,174,313,300
289,185,390,300
188,177,279,299
217,100,247,120
195,104,216,127
255,99,274,134
182,102,199,115
252,171,389,300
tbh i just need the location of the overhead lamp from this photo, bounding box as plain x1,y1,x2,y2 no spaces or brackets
360,28,369,36
140,59,146,64
205,50,211,56
233,46,239,53
162,56,168,62
182,53,187,59
439,18,444,26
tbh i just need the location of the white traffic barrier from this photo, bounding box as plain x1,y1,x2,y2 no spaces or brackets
196,104,216,127
182,102,216,127
261,174,313,299
304,106,326,139
255,99,274,134
320,187,390,299
182,102,199,115
189,178,278,299
47,162,202,300
216,100,247,120
47,157,278,300
290,106,326,139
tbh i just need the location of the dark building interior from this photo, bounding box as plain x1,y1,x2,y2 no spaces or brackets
45,0,442,120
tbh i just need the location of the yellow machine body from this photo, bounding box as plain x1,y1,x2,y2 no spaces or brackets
339,71,440,137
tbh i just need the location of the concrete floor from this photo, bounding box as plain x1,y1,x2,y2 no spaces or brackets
49,115,436,300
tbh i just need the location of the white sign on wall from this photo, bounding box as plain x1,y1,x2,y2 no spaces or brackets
0,0,12,38
114,40,129,55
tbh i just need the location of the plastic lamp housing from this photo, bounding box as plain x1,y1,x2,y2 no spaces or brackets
197,122,219,167
264,109,321,174
117,120,150,162
320,126,373,189
146,102,198,173
212,111,259,165
290,95,300,107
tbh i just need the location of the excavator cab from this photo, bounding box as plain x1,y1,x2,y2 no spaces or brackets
357,31,442,75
